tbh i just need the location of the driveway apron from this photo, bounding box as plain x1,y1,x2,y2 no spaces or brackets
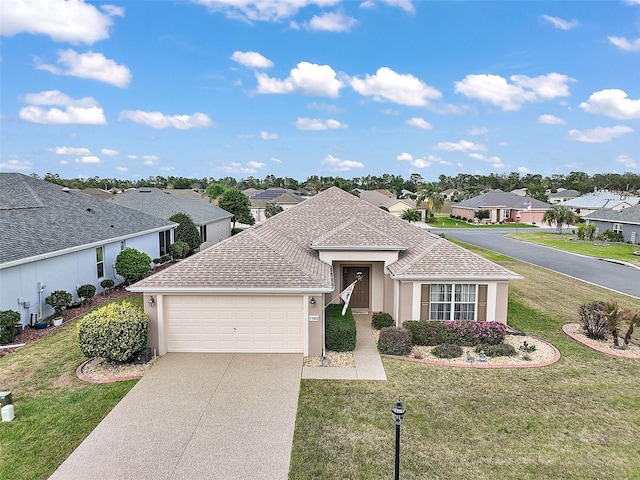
50,353,302,480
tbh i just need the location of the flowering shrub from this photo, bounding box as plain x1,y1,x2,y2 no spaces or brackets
77,301,148,363
403,320,506,346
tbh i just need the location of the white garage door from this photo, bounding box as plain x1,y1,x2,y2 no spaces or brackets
165,295,304,353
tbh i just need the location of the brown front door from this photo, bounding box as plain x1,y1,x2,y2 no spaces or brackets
343,267,370,309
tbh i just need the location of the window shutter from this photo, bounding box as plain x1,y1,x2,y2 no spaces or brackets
478,284,487,321
420,284,430,321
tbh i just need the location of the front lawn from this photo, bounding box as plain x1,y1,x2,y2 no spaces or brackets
430,215,536,229
507,231,640,266
290,252,640,479
0,296,143,480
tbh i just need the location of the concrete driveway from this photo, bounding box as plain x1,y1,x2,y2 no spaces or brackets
50,353,302,480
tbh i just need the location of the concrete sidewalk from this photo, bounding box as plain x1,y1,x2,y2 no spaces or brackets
302,313,387,380
50,353,301,480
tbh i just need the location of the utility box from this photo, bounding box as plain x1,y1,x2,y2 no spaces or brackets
0,391,12,408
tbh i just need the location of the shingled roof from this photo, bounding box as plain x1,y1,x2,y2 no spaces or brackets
131,187,519,292
584,204,640,225
453,190,550,210
0,173,176,266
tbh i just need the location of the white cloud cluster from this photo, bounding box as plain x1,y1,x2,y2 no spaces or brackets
143,155,159,166
406,117,432,130
321,154,363,171
101,148,119,155
19,90,106,125
37,49,132,88
568,125,633,143
396,152,440,169
118,110,214,129
219,161,264,174
454,73,574,111
468,153,505,168
260,131,278,139
468,126,488,136
0,159,33,171
257,62,344,97
579,89,640,120
538,114,566,125
616,154,637,168
305,12,357,32
191,0,340,22
75,155,101,164
361,0,415,13
231,51,273,69
53,146,91,155
435,140,486,153
295,117,345,130
350,67,441,106
542,14,578,30
608,36,640,51
0,0,121,44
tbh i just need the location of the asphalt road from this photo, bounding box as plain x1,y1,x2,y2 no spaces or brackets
433,228,640,300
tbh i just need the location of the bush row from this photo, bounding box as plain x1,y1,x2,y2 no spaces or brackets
403,320,507,346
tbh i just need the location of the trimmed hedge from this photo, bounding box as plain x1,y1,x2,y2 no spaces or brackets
371,311,394,330
325,304,356,352
77,301,148,363
475,343,517,357
378,327,412,356
403,320,507,346
0,309,20,344
432,343,463,359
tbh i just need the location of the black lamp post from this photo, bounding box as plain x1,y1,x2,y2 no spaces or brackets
391,398,406,480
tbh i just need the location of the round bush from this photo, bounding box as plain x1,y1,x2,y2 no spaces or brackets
115,248,151,284
100,278,115,290
77,284,96,303
377,327,412,356
371,312,394,330
475,343,517,357
169,241,190,260
45,289,73,317
77,301,148,363
431,343,463,359
0,309,21,344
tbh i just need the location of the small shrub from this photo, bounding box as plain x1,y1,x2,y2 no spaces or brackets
77,284,96,304
115,248,151,285
377,326,412,356
371,311,394,330
77,301,148,363
45,289,72,317
0,310,21,344
579,301,609,340
169,241,190,260
519,341,536,353
100,278,115,293
475,343,517,357
431,343,463,359
160,254,172,264
325,304,356,352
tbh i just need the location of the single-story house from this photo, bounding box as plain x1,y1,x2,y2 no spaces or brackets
547,189,580,204
0,173,176,326
584,205,640,244
130,187,522,357
358,190,428,220
108,187,232,250
452,190,551,224
250,191,304,223
559,190,640,217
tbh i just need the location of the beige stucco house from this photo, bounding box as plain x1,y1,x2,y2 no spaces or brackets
130,187,521,357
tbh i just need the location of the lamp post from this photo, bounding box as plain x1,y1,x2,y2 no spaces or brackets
391,398,406,480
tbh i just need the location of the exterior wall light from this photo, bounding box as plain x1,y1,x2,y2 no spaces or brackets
309,297,316,306
148,296,155,307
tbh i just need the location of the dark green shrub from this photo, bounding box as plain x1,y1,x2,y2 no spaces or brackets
371,311,394,330
0,310,21,344
77,301,148,363
100,278,115,293
77,284,96,304
160,254,172,264
325,304,356,352
377,327,412,356
597,230,623,243
169,212,202,253
475,343,517,357
45,289,72,317
579,301,609,340
402,320,506,346
115,248,151,285
431,343,463,359
231,227,244,235
169,241,190,260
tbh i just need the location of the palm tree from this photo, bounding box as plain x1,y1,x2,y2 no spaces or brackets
401,208,422,222
542,204,576,234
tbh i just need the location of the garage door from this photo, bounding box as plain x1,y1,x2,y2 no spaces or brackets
165,295,304,353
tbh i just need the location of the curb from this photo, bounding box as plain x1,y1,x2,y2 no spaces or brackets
76,359,142,384
562,324,640,359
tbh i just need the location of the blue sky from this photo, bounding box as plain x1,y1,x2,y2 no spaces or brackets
1,0,639,182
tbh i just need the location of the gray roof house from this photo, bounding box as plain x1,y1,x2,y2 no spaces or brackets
250,191,304,223
130,187,521,357
547,189,580,204
584,205,640,244
452,190,551,224
560,191,640,216
0,173,176,326
358,190,428,220
108,188,233,250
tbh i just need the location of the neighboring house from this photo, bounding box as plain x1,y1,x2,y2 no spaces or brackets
250,191,304,223
0,173,176,326
559,190,640,217
130,187,521,357
584,205,640,244
80,187,115,200
108,188,232,250
358,190,428,220
510,188,528,197
547,189,580,204
164,188,208,201
452,190,551,224
442,188,460,200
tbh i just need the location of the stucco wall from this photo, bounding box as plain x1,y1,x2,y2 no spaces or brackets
200,218,231,250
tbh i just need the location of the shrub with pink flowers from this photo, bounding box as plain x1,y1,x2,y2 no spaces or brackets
403,320,506,346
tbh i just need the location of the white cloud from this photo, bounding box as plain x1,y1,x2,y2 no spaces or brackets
127,155,138,160
435,140,486,153
518,166,532,174
468,126,488,136
454,73,574,111
396,152,439,169
143,155,159,166
361,0,415,13
270,157,282,164
219,161,261,174
260,131,278,139
538,114,566,125
53,146,91,155
568,125,633,143
37,49,131,88
396,152,414,162
608,36,640,52
191,0,341,22
306,12,357,32
76,155,100,164
295,117,345,130
256,61,344,97
321,154,364,171
101,5,125,17
542,14,578,30
579,89,640,119
0,0,120,45
119,110,214,129
406,117,432,130
350,67,441,106
247,161,266,169
231,51,273,69
101,148,119,155
22,90,98,107
115,166,128,172
469,153,505,168
0,158,33,171
20,105,106,125
615,154,637,168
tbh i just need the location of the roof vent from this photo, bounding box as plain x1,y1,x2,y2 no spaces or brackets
62,187,70,193
87,208,93,212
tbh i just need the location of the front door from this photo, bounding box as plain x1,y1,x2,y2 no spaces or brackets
343,267,370,309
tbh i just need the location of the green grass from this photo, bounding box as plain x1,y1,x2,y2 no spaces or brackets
0,296,143,480
507,231,640,266
429,215,536,229
290,252,640,480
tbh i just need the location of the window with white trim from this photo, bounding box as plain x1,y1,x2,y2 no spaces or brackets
96,246,104,278
613,223,623,234
430,284,477,321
